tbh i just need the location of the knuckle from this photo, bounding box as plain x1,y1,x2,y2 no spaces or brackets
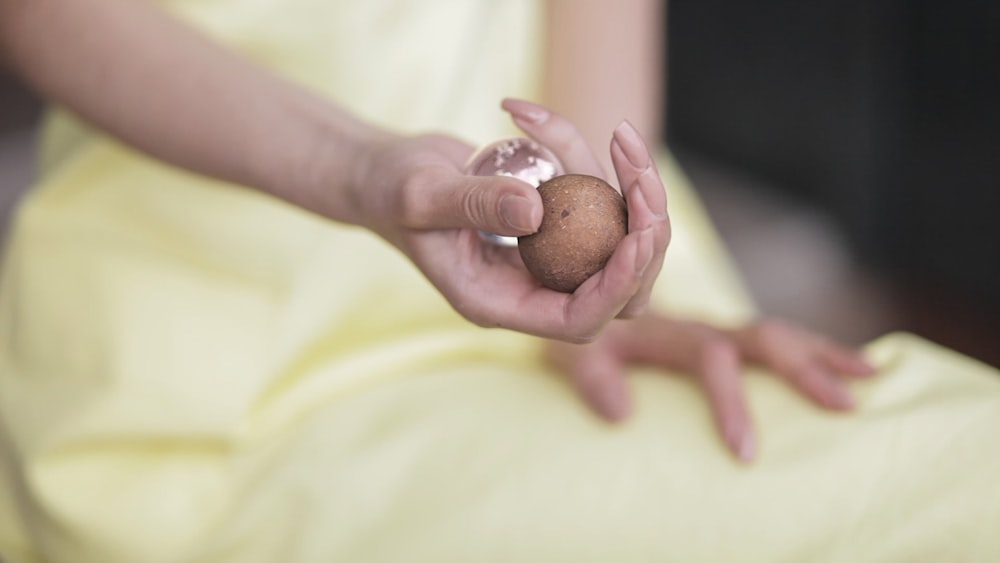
780,359,816,383
699,334,736,361
397,173,431,226
460,180,491,226
686,320,722,342
755,317,791,345
559,307,599,345
617,300,649,319
421,132,453,145
655,222,672,248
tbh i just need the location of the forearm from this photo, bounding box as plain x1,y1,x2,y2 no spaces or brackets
543,0,664,172
0,0,386,221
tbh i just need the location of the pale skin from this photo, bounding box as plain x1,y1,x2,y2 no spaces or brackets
0,0,875,462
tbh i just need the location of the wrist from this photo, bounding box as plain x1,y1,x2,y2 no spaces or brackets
254,92,392,225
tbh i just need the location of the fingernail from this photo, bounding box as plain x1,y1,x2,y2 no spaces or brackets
500,194,539,234
504,99,549,125
597,386,630,421
723,421,755,463
613,120,649,169
855,355,878,375
827,385,855,410
738,431,756,463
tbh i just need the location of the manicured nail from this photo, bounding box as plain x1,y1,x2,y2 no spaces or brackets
827,385,855,410
738,431,756,462
598,385,630,421
723,421,754,463
503,98,549,125
613,120,649,169
855,355,878,375
500,194,538,234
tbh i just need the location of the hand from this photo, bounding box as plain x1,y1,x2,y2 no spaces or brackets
350,99,671,342
545,315,878,461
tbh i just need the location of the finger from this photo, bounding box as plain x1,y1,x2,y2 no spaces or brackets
611,121,668,216
781,363,855,411
610,122,671,317
402,169,543,236
467,226,653,342
568,345,633,422
729,320,857,410
813,338,878,377
408,218,652,342
501,98,606,178
697,339,756,462
427,133,477,168
560,226,655,339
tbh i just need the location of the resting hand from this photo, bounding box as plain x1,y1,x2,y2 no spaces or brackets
545,315,877,461
350,99,670,342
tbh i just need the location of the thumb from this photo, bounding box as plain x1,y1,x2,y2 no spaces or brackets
406,173,542,235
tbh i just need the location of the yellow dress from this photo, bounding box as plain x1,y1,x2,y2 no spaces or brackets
1,1,999,562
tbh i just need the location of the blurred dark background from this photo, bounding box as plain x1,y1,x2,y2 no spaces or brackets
0,2,997,366
667,0,1000,366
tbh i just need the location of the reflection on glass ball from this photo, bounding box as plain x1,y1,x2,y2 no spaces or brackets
464,138,565,247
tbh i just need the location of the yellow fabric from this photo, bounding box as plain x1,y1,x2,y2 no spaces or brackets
2,1,999,561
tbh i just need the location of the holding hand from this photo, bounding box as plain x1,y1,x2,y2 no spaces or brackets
350,100,671,343
546,316,877,462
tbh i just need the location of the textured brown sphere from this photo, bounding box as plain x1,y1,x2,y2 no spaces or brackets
518,174,628,293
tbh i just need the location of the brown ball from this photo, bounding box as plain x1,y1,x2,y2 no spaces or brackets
518,174,628,293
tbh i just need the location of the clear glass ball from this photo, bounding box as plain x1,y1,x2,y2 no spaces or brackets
464,138,565,247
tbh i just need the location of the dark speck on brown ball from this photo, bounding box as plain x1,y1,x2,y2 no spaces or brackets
518,174,627,293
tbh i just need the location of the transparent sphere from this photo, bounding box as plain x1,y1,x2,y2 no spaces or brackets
464,138,565,247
